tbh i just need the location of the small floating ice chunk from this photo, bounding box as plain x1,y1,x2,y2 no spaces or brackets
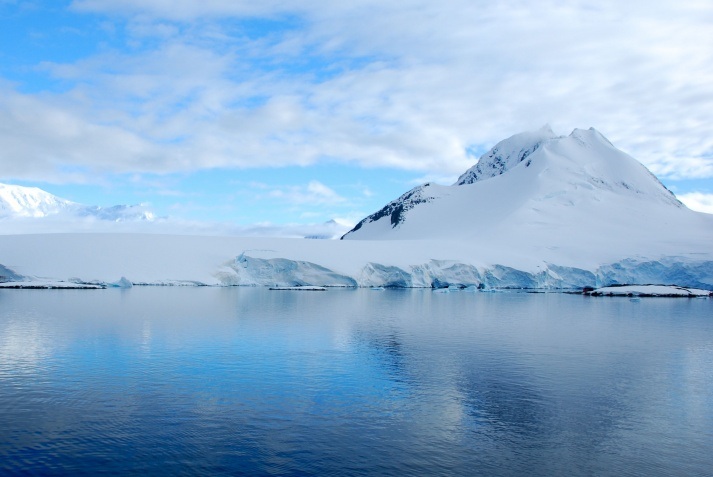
587,285,712,297
112,277,133,288
269,286,327,291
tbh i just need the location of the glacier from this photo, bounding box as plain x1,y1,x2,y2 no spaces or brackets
0,233,710,290
216,253,358,287
214,254,713,290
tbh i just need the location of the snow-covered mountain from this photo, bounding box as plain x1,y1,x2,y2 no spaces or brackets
342,127,711,261
0,183,77,218
0,127,711,290
0,182,354,238
0,183,155,222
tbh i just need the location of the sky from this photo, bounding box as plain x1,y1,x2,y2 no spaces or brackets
1,0,712,231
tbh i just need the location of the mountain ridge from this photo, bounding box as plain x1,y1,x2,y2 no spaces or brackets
342,127,691,241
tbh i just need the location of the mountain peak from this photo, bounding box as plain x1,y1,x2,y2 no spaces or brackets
0,183,77,218
567,127,612,146
0,182,156,222
539,123,555,135
455,125,560,186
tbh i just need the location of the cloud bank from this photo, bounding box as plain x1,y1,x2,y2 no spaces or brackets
0,0,711,185
679,192,713,215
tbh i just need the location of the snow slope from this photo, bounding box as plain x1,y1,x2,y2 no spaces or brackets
587,285,712,297
0,183,77,218
342,128,712,269
0,183,155,221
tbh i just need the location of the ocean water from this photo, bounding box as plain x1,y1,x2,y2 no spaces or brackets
0,288,711,476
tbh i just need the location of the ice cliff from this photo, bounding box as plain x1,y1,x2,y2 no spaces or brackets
213,254,713,290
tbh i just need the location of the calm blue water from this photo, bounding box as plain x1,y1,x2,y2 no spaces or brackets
0,288,711,476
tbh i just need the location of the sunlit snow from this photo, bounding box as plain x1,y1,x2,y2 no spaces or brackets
0,128,711,290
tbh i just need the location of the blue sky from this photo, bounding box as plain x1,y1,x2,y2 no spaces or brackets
1,0,712,228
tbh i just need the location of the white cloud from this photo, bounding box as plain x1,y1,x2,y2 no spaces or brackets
0,214,353,238
0,89,161,182
265,180,346,205
1,1,712,183
678,192,713,215
70,0,302,19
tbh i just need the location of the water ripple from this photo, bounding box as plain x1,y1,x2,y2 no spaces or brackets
0,288,711,476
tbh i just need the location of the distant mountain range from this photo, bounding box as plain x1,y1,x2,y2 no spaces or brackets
0,182,351,239
0,183,155,222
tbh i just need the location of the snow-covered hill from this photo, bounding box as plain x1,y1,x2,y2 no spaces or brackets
341,127,712,267
0,127,711,290
0,183,77,218
0,183,155,221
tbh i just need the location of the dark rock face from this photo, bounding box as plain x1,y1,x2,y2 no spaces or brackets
343,128,560,240
455,142,543,185
341,183,437,239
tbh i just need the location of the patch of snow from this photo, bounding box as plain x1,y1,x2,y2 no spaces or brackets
0,280,103,289
111,277,133,288
0,264,23,282
269,286,327,291
0,183,155,222
74,204,155,222
0,183,77,218
587,285,711,297
218,253,357,287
